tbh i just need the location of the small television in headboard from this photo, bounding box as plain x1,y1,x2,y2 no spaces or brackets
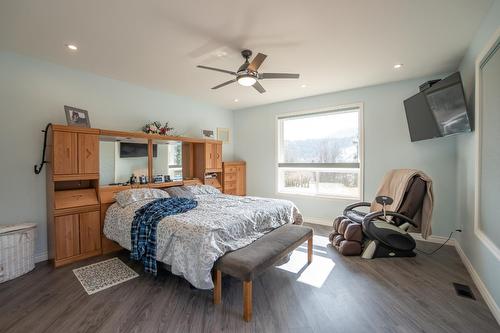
120,142,157,158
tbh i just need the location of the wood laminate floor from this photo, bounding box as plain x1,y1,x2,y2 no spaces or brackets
0,224,498,333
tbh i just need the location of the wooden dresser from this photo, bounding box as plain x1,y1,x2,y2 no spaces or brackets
222,161,246,196
46,125,102,267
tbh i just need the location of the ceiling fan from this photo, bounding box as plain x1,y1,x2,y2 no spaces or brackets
197,49,300,93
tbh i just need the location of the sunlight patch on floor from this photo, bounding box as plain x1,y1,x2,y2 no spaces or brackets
276,235,335,288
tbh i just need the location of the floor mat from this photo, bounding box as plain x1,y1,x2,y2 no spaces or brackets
73,257,139,295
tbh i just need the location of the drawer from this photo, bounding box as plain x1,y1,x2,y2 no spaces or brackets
224,181,236,190
224,188,236,195
224,173,237,182
205,178,221,188
224,166,237,174
99,185,131,204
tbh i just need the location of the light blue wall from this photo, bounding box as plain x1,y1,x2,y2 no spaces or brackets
456,0,500,311
234,76,458,237
0,52,233,258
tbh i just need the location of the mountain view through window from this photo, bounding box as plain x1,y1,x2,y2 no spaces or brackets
277,108,361,198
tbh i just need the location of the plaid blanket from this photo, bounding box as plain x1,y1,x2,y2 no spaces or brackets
130,197,198,275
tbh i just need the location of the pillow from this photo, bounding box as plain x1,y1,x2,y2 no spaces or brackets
186,184,221,195
164,186,195,199
114,188,170,208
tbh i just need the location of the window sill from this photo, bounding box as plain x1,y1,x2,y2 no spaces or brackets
276,191,360,201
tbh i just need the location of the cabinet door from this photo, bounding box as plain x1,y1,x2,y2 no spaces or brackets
79,211,101,254
78,133,99,174
53,131,78,175
214,144,223,170
205,143,215,169
55,214,80,260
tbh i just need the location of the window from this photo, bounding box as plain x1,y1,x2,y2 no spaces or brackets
277,105,362,199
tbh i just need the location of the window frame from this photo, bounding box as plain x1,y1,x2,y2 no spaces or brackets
275,103,364,200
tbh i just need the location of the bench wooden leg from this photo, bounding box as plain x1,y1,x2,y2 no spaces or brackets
243,280,252,322
214,269,221,305
308,237,313,264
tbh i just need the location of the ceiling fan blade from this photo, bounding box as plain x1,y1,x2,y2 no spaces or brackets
211,79,237,89
260,73,300,79
252,81,266,93
247,53,267,72
197,65,236,76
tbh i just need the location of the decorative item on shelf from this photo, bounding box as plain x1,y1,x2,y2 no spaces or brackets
142,121,174,135
153,175,172,183
130,174,137,185
65,105,91,128
217,128,230,144
201,129,215,139
139,175,148,184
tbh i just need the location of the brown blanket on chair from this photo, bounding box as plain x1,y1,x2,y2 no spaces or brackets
370,169,434,239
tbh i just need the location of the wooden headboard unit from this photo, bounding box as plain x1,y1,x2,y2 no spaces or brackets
47,123,219,265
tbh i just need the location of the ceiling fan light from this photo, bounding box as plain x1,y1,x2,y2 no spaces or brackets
237,75,257,87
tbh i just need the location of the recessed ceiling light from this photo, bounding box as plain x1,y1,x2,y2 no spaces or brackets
234,98,239,102
393,63,403,69
66,44,78,51
301,84,307,88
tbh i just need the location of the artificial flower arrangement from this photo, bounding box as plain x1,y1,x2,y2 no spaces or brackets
142,121,174,135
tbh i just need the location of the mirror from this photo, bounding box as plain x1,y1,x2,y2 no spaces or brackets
152,140,183,182
99,136,149,186
99,136,183,186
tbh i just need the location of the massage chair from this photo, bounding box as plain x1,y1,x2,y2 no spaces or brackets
329,175,427,258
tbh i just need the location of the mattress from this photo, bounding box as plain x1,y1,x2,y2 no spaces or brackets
104,193,302,289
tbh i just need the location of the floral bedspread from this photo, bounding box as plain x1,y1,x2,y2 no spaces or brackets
104,194,303,289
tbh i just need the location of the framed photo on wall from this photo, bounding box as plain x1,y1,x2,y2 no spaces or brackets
65,105,91,128
217,128,230,144
201,129,215,139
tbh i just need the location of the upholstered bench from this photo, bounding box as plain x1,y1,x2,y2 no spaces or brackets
213,224,314,321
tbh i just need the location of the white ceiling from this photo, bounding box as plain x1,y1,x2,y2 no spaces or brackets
0,0,492,110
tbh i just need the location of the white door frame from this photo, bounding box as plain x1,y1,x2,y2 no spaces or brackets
473,27,500,261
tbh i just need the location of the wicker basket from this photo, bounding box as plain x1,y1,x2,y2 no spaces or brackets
0,223,37,283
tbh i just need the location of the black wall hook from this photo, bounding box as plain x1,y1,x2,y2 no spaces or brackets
34,123,52,174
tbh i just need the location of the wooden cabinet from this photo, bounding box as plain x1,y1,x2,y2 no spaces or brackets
52,126,99,180
54,214,80,260
223,161,246,196
78,133,99,174
53,131,78,175
53,209,101,265
214,143,222,170
79,211,101,254
205,142,223,171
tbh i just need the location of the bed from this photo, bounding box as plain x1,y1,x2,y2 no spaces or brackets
103,188,303,289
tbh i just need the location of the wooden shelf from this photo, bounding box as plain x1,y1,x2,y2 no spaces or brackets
99,129,222,144
53,173,99,181
149,181,184,188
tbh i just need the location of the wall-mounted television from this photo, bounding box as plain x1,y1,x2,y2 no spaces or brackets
120,142,157,158
403,72,472,142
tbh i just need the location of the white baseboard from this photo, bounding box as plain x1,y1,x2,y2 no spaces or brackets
410,233,455,246
454,240,500,325
303,217,332,226
35,251,48,263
